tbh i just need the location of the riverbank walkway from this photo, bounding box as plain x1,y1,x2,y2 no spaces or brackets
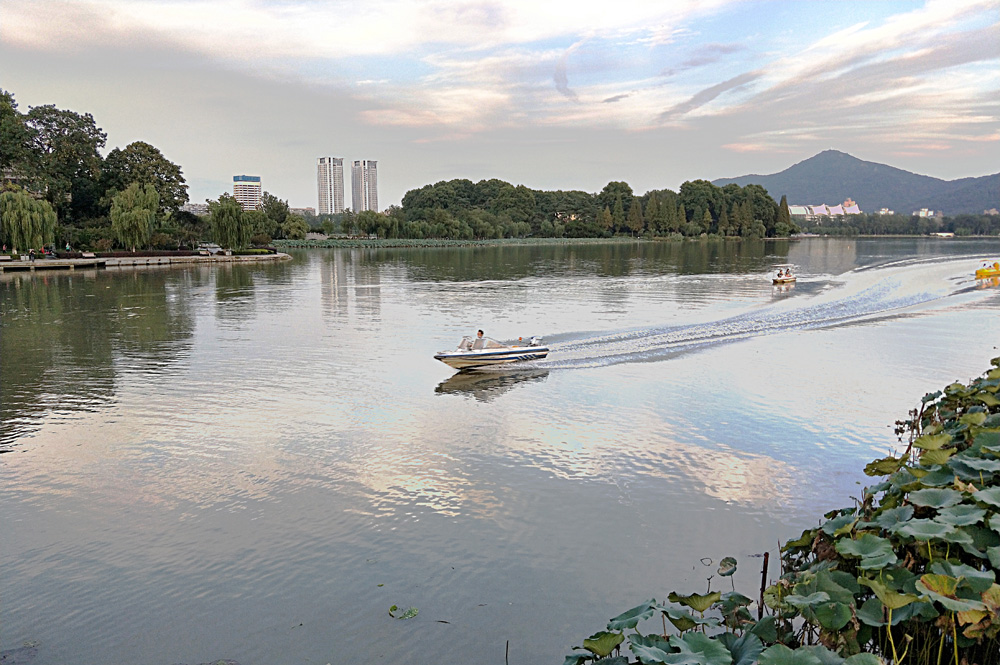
0,252,291,273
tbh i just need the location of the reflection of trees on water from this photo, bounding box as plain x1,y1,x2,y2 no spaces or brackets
213,263,257,324
0,269,195,449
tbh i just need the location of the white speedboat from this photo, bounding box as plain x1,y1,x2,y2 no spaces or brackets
434,336,550,370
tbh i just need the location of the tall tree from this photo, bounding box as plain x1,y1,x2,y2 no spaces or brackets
612,194,625,231
626,197,644,235
0,188,56,253
101,141,188,214
260,191,289,228
598,206,613,233
24,105,106,221
644,194,660,234
0,91,33,175
599,181,633,218
209,193,251,250
111,182,158,252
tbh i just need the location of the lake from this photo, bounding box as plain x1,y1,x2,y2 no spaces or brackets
2,237,1000,664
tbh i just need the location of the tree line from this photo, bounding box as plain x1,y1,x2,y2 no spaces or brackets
0,90,306,253
802,212,1000,237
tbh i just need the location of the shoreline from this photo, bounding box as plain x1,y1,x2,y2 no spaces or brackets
0,252,292,274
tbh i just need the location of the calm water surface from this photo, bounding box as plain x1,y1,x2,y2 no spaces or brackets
3,238,1000,664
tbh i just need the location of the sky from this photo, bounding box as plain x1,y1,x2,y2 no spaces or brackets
2,0,998,210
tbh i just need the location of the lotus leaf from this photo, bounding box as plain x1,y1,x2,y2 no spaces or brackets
582,631,624,658
628,633,671,663
929,561,996,593
798,645,848,665
893,599,940,623
989,546,1000,569
668,590,721,613
893,518,955,540
976,393,1000,407
758,643,823,665
909,487,964,508
657,604,718,632
856,597,885,627
815,601,853,631
982,413,1000,428
971,486,1000,508
563,655,594,665
718,632,762,665
959,456,1000,472
873,505,914,531
814,570,858,604
945,382,971,396
665,633,733,665
858,577,918,610
750,615,778,642
388,605,418,619
960,412,988,426
936,503,986,526
783,529,816,550
718,556,737,577
914,433,952,450
843,655,883,665
920,448,955,466
916,467,955,486
864,456,906,476
785,592,831,610
835,533,897,569
922,390,943,403
607,600,657,630
821,514,856,537
916,574,987,612
947,458,992,481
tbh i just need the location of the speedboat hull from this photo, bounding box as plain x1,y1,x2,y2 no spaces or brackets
976,267,1000,279
773,276,797,284
434,345,550,370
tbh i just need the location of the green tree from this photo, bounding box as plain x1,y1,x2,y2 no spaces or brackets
598,206,613,233
24,105,107,222
626,197,644,235
281,216,309,240
598,181,633,219
0,91,33,175
0,188,57,253
612,194,625,231
101,141,188,214
644,195,660,234
717,206,731,236
209,193,251,250
260,191,289,228
110,182,158,252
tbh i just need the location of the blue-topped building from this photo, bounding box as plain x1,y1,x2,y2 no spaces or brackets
233,175,261,210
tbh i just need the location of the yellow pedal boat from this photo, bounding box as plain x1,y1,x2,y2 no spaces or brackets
976,262,1000,279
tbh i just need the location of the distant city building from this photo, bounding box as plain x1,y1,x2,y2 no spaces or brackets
180,202,209,216
351,160,378,212
913,208,941,218
290,207,316,217
985,208,999,216
789,198,862,222
233,175,262,211
316,157,345,215
875,208,895,216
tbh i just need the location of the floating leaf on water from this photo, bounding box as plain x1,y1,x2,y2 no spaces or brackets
909,487,963,508
718,556,737,577
606,599,656,631
582,631,623,658
388,605,418,619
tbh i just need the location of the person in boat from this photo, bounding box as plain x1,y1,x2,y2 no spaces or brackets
777,269,784,278
473,329,486,350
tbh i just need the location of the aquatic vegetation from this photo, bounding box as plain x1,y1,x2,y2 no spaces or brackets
566,358,1000,664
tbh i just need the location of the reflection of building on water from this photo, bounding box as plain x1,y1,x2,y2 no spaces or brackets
786,237,858,277
319,250,381,320
435,370,549,402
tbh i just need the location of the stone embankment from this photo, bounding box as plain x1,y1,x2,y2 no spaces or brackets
0,253,291,273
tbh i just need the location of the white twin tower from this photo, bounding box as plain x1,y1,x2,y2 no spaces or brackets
317,157,378,215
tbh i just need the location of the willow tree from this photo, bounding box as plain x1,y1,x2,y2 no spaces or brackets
209,193,251,250
0,188,56,254
111,182,158,252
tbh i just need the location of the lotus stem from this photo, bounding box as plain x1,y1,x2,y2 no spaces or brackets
952,615,958,665
888,608,900,664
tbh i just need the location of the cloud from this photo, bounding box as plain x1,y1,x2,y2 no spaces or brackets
660,42,748,77
659,71,763,121
603,94,630,104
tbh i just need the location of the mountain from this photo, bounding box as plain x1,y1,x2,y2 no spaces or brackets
712,150,999,215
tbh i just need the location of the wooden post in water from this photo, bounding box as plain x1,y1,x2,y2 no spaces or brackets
758,551,769,620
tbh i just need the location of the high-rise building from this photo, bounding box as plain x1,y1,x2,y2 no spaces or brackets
351,160,378,212
316,157,345,215
233,175,261,211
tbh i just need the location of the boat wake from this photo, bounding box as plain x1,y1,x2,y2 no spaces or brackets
502,257,996,371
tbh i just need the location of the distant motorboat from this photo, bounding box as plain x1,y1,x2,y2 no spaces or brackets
773,275,797,285
772,264,797,284
434,336,549,370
